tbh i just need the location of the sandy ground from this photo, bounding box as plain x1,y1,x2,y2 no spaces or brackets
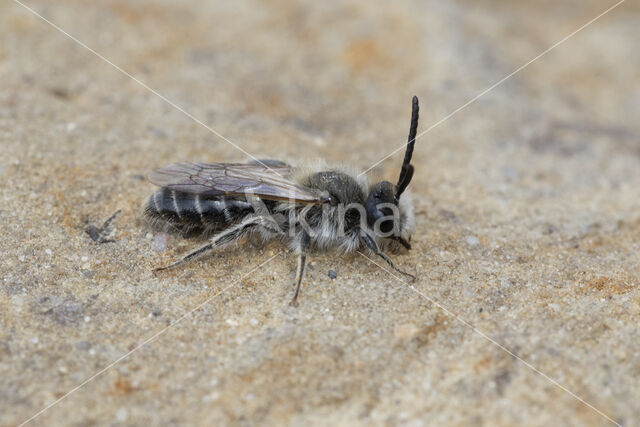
1,0,639,425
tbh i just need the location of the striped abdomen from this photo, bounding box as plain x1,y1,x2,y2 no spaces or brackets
144,188,253,237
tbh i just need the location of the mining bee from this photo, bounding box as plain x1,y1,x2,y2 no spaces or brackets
144,97,419,305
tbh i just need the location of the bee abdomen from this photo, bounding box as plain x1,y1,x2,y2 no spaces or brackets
144,188,252,237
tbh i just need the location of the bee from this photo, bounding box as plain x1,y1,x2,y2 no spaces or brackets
144,97,420,305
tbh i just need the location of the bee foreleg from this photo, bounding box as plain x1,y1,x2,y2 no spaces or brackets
359,229,416,282
153,215,275,273
289,232,310,306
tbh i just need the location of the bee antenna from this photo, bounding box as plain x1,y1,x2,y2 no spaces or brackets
396,96,418,199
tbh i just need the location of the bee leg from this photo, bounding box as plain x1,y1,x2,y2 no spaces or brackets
359,230,416,282
153,242,214,272
289,232,310,306
289,253,306,306
153,216,272,273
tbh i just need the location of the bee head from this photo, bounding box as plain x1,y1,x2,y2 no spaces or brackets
365,180,397,234
364,96,418,250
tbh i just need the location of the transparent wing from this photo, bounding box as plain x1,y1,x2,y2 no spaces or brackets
147,162,328,204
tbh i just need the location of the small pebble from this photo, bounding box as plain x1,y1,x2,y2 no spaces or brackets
75,341,90,350
153,233,169,251
328,269,337,280
202,392,219,402
500,277,512,289
615,349,627,361
394,323,419,341
501,166,519,180
115,407,127,423
465,236,479,246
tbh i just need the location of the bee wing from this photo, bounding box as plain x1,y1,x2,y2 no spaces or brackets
147,162,328,204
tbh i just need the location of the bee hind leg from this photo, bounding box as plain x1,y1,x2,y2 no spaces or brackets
153,242,214,272
289,232,310,306
153,215,279,273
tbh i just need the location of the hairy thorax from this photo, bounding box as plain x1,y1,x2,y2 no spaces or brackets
286,170,368,252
